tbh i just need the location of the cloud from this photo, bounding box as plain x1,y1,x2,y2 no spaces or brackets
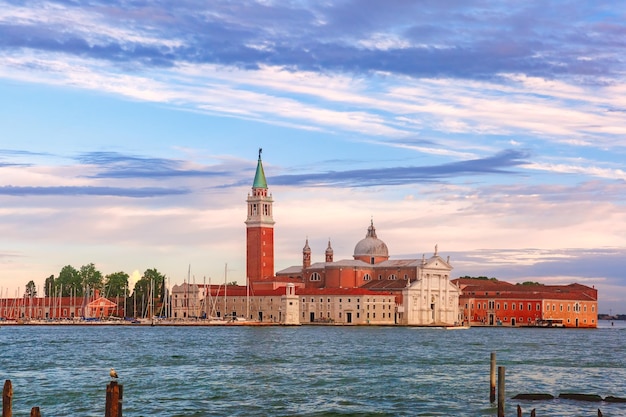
269,149,529,187
76,152,234,179
0,185,188,197
1,1,624,82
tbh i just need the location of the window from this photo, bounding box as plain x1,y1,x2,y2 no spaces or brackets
536,303,540,311
519,303,523,310
378,274,383,280
363,274,371,281
388,274,397,280
310,272,321,281
504,302,508,310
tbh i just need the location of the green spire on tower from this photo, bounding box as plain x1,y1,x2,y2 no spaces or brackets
252,148,268,189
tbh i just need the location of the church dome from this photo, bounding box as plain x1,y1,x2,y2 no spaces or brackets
353,220,389,258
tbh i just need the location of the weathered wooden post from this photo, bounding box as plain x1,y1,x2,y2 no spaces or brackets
2,380,12,417
530,409,536,417
105,381,123,417
497,366,505,417
516,404,522,417
30,407,41,417
490,352,496,403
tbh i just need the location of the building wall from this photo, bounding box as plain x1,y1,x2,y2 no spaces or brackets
460,294,598,328
401,276,460,326
299,293,397,325
542,299,597,328
246,226,274,282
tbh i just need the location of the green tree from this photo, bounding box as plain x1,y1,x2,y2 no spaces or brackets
24,280,37,297
44,275,55,297
105,271,130,297
80,263,103,294
132,268,166,318
56,265,82,297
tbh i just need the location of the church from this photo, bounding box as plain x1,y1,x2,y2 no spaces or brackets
243,149,462,326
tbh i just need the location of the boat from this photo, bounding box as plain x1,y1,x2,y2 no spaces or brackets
444,325,471,330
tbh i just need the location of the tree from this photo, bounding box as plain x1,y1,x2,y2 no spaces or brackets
105,271,130,297
80,263,103,294
44,275,55,297
131,268,166,318
24,280,37,297
56,265,82,297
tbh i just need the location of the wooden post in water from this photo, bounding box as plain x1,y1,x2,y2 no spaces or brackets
2,380,12,417
30,407,41,417
490,352,496,403
497,366,505,417
105,381,123,417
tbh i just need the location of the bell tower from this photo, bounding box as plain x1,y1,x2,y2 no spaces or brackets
245,148,275,285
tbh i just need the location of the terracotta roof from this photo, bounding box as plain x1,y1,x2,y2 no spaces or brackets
361,279,409,291
295,287,395,296
454,278,597,301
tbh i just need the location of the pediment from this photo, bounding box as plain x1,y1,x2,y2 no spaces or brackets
422,255,453,271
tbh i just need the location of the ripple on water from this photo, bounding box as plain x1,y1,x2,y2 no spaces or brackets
1,325,626,416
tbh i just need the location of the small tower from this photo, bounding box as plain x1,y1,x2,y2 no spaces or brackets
245,149,275,286
303,238,311,269
325,239,334,263
281,283,300,325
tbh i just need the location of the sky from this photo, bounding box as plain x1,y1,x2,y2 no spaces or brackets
0,1,625,314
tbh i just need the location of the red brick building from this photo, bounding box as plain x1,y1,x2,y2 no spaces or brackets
454,278,598,328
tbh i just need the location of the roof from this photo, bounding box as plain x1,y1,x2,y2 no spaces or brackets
361,279,410,291
453,278,598,301
252,149,268,189
353,220,389,258
295,287,396,296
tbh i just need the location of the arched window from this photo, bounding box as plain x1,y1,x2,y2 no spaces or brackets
363,274,371,281
388,274,397,280
310,272,321,281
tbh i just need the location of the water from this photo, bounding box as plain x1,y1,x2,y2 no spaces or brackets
1,321,625,416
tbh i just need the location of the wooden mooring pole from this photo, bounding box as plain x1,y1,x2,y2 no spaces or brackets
30,407,41,417
2,380,12,417
490,352,496,403
497,366,505,417
105,381,123,417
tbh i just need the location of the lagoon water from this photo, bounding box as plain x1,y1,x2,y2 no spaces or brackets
1,321,625,416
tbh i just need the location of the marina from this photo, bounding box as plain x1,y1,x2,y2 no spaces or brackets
1,321,624,416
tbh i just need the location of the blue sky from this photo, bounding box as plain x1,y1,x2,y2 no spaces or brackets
1,1,625,314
